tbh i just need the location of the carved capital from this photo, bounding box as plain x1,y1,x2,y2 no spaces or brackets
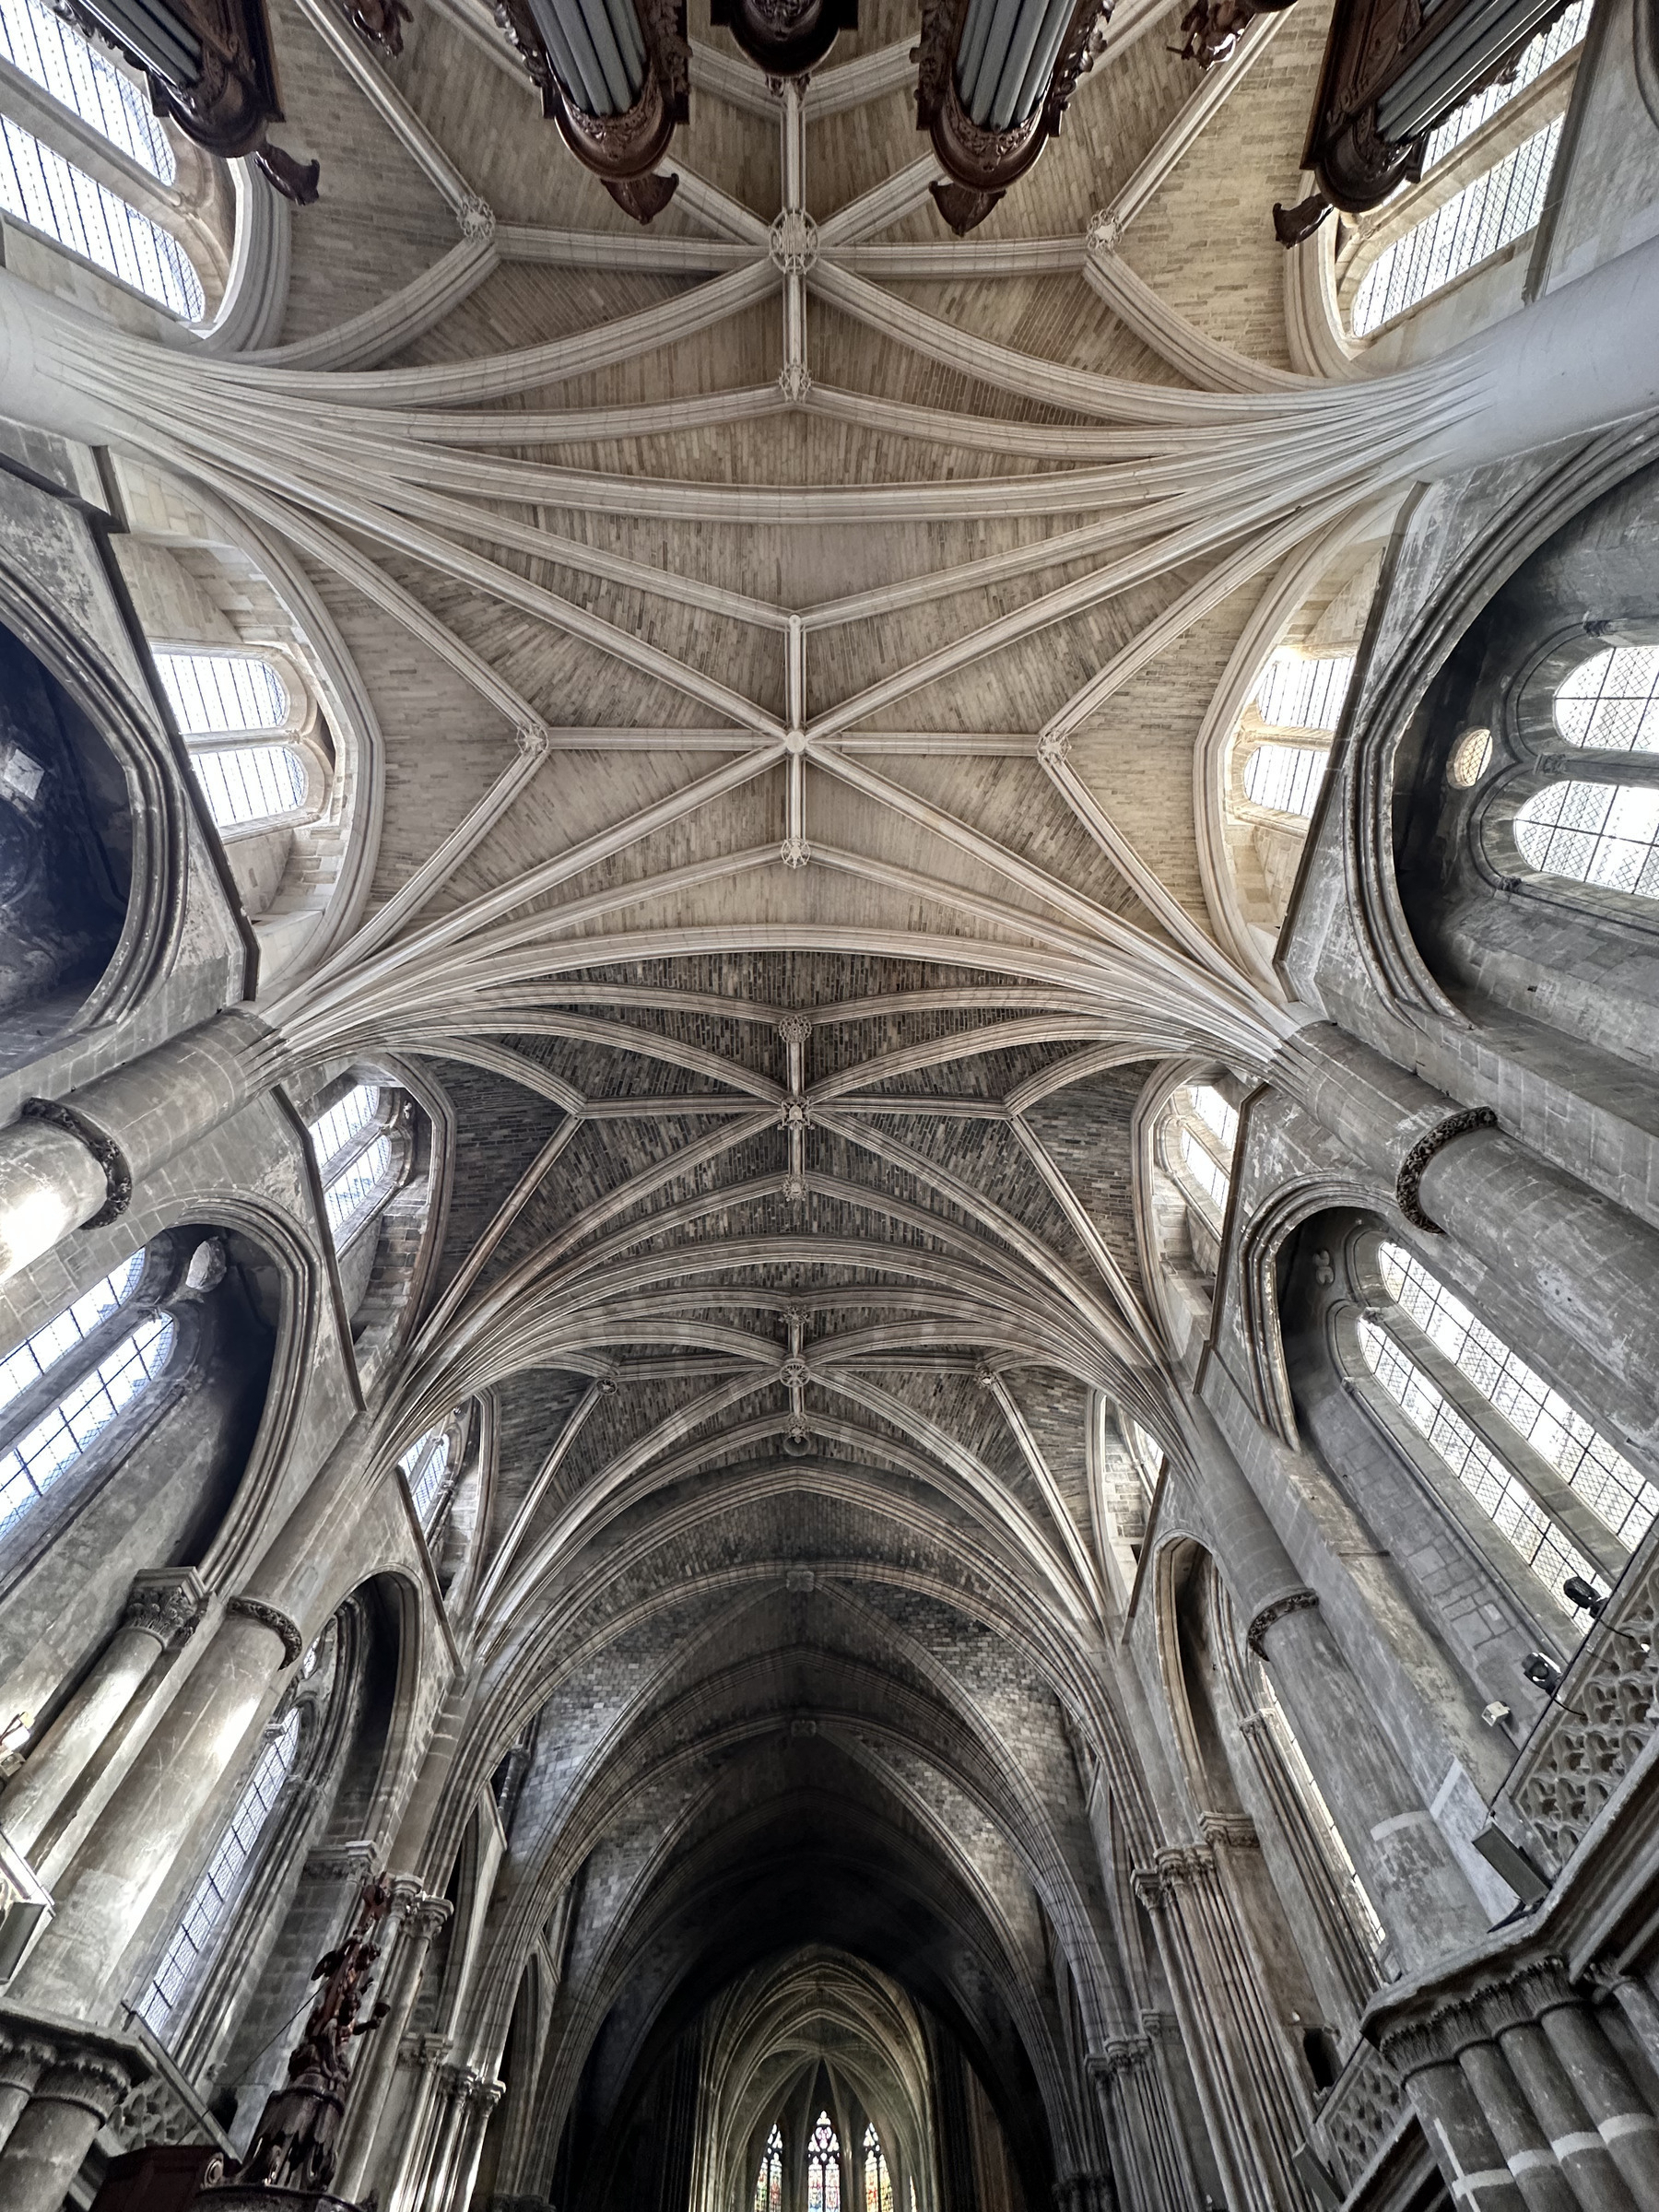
19,1095,132,1225
226,1594,304,1668
1200,1810,1260,1852
413,1892,455,1942
124,1570,207,1647
304,1839,380,1884
1246,1587,1319,1660
1395,1108,1497,1234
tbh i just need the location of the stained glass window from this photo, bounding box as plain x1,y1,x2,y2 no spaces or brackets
754,2124,783,2212
807,2112,841,2212
863,2123,893,2212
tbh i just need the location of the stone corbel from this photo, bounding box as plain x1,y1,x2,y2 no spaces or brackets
1394,1108,1497,1234
1245,1587,1319,1660
225,1595,304,1668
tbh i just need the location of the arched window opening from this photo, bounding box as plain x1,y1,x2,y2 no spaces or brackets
0,0,172,173
307,1082,401,1249
0,115,202,315
0,1250,173,1537
1168,1082,1238,1230
1244,741,1327,819
189,743,307,831
1253,653,1354,733
1554,646,1659,754
807,2112,841,2212
1255,1668,1387,1968
399,1425,452,1529
1377,1242,1657,1548
154,649,289,736
1514,781,1659,900
863,2123,893,2212
0,0,210,316
1354,122,1560,335
1347,1,1587,335
754,2124,783,2212
135,1693,304,2039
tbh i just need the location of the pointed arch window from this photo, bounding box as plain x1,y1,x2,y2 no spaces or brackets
1513,781,1659,901
1348,2,1588,334
862,2123,893,2212
807,2112,842,2212
1165,1081,1239,1230
1244,741,1328,819
307,1082,402,1248
753,2124,783,2212
0,0,204,315
135,1691,304,2038
1254,1667,1386,1967
154,651,309,832
0,1251,173,1536
1253,653,1354,733
399,1424,453,1528
1355,1240,1656,1618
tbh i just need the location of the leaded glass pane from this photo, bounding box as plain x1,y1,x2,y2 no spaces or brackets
0,1312,173,1535
1353,120,1561,335
1554,649,1659,754
1515,780,1659,900
0,114,202,313
0,0,174,174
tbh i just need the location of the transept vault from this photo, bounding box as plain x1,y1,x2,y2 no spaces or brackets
0,0,1658,2206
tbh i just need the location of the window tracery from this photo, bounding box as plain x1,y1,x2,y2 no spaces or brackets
400,1424,453,1529
807,2112,841,2212
753,2123,783,2212
1513,781,1659,900
0,1250,173,1536
0,0,206,315
863,2122,893,2212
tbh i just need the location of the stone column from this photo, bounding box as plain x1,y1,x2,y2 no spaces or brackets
1089,2044,1192,2212
1277,1023,1659,1453
0,1571,207,1872
445,2073,505,2212
1131,1845,1305,2212
12,1596,300,2020
0,2029,53,2152
0,2030,145,2212
0,1009,286,1284
333,1886,453,2202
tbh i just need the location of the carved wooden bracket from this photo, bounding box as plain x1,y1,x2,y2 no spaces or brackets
494,0,688,223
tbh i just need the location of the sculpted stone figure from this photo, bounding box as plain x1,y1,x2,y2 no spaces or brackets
233,1877,394,2194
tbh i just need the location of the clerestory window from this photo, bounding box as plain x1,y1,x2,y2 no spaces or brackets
1355,1240,1656,1620
862,2123,893,2212
1164,1081,1239,1231
754,2124,783,2212
154,651,309,832
307,1081,403,1249
135,1689,305,2038
399,1424,453,1529
807,2112,841,2212
0,0,205,315
1349,3,1589,335
0,1250,173,1538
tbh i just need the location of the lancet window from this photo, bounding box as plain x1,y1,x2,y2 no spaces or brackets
308,1082,402,1248
399,1424,453,1529
863,2123,893,2212
1164,1082,1239,1231
1354,1238,1656,1619
1348,3,1589,334
154,650,311,832
0,0,206,314
1254,1669,1387,1970
807,2112,842,2212
753,2124,783,2212
135,1646,314,2038
0,1250,173,1537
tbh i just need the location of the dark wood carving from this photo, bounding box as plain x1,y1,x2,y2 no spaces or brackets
494,0,688,224
1174,0,1295,67
709,0,856,80
1301,0,1568,214
232,1875,394,2194
913,0,1112,234
336,0,411,54
56,0,318,202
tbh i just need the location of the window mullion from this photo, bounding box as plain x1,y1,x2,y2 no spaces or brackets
0,1292,159,1454
1377,1301,1630,1583
318,1112,391,1192
1529,753,1659,790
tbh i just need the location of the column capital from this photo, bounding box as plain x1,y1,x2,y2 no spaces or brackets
124,1569,208,1647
